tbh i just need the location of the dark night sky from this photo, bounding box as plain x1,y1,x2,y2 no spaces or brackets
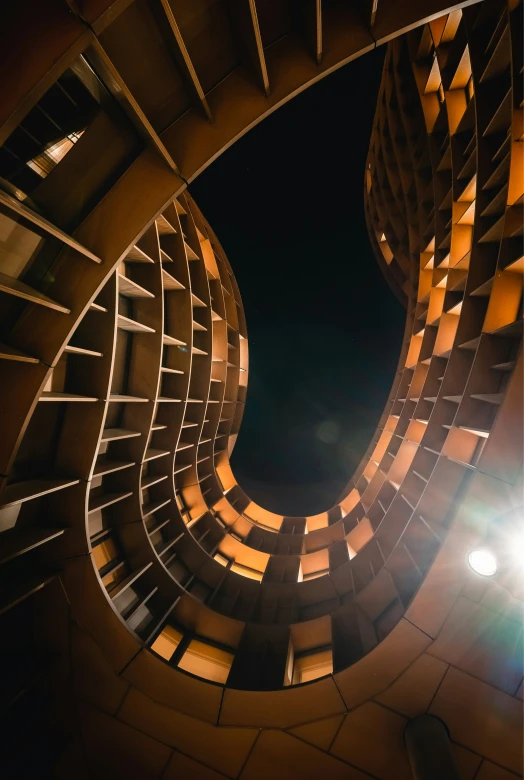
192,47,405,516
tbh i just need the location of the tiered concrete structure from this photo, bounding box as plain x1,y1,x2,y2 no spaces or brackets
0,1,522,778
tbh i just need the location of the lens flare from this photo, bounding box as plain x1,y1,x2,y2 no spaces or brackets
511,534,524,569
316,420,339,444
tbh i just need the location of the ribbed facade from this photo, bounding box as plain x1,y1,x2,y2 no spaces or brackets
0,1,522,777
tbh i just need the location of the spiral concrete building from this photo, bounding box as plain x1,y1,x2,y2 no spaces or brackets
0,0,522,778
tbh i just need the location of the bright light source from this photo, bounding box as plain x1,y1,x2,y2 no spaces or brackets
468,548,497,577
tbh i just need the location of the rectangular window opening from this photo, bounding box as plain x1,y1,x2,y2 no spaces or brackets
150,625,183,662
177,638,234,684
286,647,333,686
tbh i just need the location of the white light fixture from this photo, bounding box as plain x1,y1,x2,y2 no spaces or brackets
468,548,497,577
